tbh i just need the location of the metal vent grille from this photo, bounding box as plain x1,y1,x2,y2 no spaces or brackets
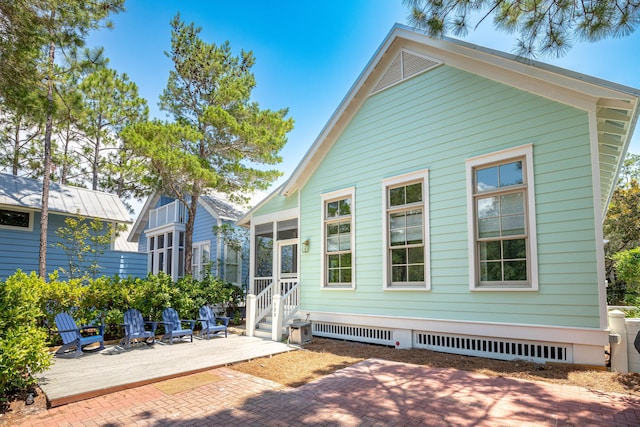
414,332,572,363
312,322,394,346
371,50,442,94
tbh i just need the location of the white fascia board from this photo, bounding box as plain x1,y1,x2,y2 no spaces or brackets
199,198,220,221
283,24,639,199
394,24,640,101
251,207,299,226
282,26,401,196
236,183,285,227
128,193,160,242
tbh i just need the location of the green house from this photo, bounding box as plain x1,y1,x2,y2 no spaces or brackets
238,24,640,366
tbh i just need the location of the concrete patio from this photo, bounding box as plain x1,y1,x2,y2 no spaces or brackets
36,333,294,407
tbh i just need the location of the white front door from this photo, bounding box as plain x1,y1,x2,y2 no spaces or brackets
277,239,298,294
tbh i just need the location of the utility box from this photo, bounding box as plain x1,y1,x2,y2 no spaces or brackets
627,319,640,373
289,321,312,345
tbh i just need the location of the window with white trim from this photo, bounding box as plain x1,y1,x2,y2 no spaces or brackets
383,170,430,289
466,145,538,290
322,188,354,288
192,241,210,280
147,230,185,279
0,208,32,231
224,244,240,284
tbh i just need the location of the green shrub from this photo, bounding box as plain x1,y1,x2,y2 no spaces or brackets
613,247,640,305
129,273,176,320
80,276,131,339
0,269,246,398
0,271,51,396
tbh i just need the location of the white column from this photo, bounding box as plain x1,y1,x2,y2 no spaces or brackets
172,230,179,281
272,294,284,342
608,310,628,373
246,294,257,337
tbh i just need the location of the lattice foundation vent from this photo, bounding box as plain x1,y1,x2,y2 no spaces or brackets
414,331,572,363
312,322,394,346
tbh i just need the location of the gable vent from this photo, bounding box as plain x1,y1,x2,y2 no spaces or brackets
371,50,442,94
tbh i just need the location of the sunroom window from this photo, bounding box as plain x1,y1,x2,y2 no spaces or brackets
147,230,185,280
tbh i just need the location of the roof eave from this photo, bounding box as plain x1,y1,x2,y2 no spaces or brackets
127,193,160,242
236,183,285,227
281,24,640,198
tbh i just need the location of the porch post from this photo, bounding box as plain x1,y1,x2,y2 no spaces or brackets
246,294,257,337
272,293,284,342
609,310,628,373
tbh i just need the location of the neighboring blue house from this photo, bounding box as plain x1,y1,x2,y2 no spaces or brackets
0,173,146,279
128,193,247,287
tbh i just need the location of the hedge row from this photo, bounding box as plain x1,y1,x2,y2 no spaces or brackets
0,270,244,397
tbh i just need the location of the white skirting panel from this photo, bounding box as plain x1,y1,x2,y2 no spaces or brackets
306,311,608,366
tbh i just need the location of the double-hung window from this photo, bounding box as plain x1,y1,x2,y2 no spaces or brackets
224,244,241,284
383,170,430,289
466,145,538,290
192,241,210,280
322,188,354,288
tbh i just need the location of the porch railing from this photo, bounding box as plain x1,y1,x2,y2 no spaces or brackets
254,277,273,295
254,281,274,327
246,277,300,339
148,200,186,229
281,281,300,326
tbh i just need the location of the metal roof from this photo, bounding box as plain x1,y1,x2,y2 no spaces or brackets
127,192,245,242
0,173,133,223
199,194,245,220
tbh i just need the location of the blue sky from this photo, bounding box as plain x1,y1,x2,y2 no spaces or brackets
87,0,640,202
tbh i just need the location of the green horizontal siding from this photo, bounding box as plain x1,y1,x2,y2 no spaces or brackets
253,191,298,218
299,64,600,329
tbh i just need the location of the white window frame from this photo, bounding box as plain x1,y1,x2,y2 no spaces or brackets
321,187,355,289
146,228,184,280
224,243,241,284
0,207,33,231
192,241,210,280
382,169,430,290
466,144,538,291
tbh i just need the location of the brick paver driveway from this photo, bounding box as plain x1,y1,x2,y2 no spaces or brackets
16,359,640,426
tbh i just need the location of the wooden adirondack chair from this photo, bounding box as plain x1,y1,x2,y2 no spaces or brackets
160,308,195,344
198,305,230,339
121,309,157,348
53,312,105,358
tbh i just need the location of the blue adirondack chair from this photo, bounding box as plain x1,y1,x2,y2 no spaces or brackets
121,308,157,348
198,305,230,339
53,312,105,358
160,308,195,344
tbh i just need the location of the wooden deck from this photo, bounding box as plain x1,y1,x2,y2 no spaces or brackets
36,333,295,407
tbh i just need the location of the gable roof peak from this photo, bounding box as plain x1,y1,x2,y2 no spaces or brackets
279,23,639,211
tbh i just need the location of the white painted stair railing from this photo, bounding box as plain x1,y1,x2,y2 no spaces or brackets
246,280,300,340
